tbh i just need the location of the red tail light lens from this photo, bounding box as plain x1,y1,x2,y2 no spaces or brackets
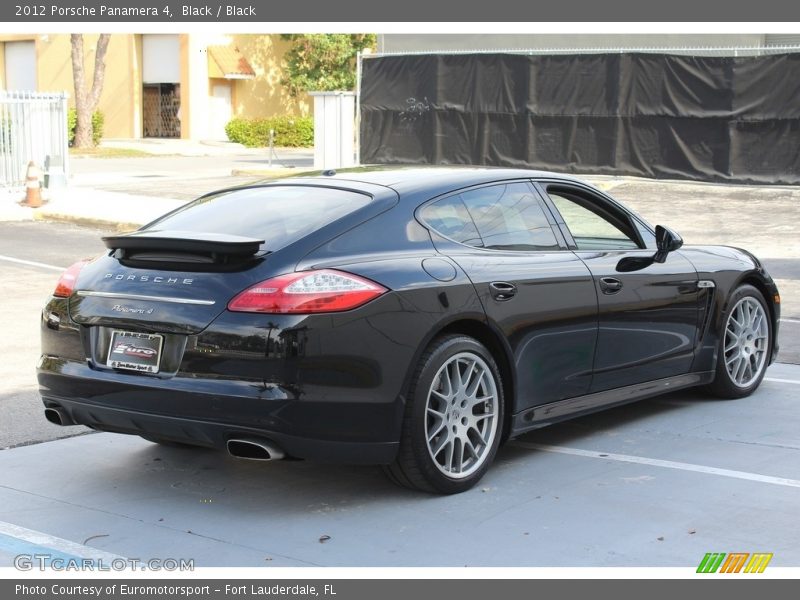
53,260,90,298
228,269,388,314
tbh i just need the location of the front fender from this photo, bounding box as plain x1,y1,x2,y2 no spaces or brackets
679,245,780,372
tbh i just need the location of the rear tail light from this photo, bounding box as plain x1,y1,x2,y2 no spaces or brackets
53,260,91,298
228,269,387,314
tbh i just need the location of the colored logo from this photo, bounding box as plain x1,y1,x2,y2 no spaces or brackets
697,552,773,573
111,343,158,359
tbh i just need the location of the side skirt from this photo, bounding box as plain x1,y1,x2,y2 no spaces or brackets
510,371,715,436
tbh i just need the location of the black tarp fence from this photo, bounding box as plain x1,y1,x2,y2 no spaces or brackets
359,52,800,184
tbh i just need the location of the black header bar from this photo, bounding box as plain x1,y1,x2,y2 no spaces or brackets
4,579,798,600
1,0,799,22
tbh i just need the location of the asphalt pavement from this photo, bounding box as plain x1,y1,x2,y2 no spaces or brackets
0,223,105,449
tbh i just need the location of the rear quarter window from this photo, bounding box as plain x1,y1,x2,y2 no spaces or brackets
418,195,482,246
421,182,560,252
147,186,372,251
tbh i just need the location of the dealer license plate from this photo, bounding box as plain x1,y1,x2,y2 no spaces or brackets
107,330,163,374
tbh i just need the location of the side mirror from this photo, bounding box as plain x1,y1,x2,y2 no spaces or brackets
654,225,683,263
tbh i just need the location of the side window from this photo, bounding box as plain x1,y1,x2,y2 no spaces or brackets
634,218,656,248
419,195,482,246
547,192,640,250
459,183,560,251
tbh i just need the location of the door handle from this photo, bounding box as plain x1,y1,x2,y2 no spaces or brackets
599,277,623,294
489,281,517,301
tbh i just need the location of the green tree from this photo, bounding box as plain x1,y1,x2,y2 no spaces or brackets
280,34,376,96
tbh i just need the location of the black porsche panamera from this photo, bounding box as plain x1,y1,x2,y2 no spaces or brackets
38,167,780,493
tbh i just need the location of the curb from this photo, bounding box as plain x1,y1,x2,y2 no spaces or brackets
199,140,247,149
592,181,624,192
230,167,315,178
32,210,141,231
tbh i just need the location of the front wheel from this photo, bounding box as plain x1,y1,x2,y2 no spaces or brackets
706,284,772,399
384,335,504,494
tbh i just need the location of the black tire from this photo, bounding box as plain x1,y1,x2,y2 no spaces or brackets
384,335,504,494
705,284,772,399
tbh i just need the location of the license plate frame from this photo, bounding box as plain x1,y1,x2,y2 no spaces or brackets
107,330,163,374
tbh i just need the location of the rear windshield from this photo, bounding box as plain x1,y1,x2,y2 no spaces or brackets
147,185,371,250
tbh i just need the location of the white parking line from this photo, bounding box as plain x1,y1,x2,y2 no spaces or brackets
780,318,800,324
765,377,800,385
513,442,800,489
0,521,124,560
0,254,63,272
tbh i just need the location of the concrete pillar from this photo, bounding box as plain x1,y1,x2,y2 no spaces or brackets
309,91,356,170
180,34,210,140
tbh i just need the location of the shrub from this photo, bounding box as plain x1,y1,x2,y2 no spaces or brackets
225,116,313,148
68,108,104,146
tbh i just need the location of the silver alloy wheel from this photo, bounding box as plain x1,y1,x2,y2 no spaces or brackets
724,296,769,388
424,352,499,479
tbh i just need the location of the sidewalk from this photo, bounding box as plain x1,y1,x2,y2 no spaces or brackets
100,138,314,159
1,139,314,228
99,138,260,157
39,187,188,230
0,186,188,231
0,141,313,228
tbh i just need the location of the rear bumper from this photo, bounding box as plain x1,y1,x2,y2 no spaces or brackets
40,393,399,464
37,287,445,464
38,354,403,464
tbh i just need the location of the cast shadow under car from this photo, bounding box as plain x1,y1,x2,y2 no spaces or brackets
84,387,709,509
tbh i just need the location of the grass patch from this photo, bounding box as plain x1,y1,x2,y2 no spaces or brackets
69,147,157,159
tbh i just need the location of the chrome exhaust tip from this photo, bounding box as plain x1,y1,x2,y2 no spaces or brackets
44,407,75,426
226,438,285,461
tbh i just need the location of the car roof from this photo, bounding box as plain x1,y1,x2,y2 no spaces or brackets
265,165,591,196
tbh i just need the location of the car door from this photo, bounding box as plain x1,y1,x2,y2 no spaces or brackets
536,181,701,393
418,181,599,413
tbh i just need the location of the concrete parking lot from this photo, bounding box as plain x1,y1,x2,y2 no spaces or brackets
0,172,798,567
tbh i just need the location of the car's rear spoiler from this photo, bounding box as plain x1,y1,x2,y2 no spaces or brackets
102,230,265,257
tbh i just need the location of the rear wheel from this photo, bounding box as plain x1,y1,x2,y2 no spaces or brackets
384,335,504,494
706,284,772,398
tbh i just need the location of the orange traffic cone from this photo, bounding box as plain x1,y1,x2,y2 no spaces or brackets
24,161,43,208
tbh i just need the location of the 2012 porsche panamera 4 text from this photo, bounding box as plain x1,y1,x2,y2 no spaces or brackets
38,167,780,493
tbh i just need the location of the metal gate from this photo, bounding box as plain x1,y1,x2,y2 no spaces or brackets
0,91,69,189
143,83,181,138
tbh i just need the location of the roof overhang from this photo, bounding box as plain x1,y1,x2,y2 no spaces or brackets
208,45,256,80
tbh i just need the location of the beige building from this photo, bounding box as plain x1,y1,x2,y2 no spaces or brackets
0,33,309,140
